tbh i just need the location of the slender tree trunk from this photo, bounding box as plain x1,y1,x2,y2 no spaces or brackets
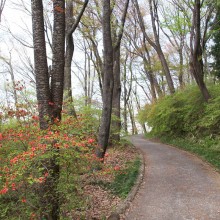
123,62,128,135
134,0,175,94
133,88,146,133
143,57,157,102
128,100,138,135
178,46,184,88
157,47,175,94
96,0,114,159
64,0,77,117
144,41,163,98
111,0,129,142
190,0,211,102
112,48,121,141
63,0,88,116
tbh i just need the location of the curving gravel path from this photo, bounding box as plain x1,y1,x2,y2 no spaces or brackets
125,135,220,220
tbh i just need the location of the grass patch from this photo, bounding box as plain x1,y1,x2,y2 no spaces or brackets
159,136,220,171
107,157,141,198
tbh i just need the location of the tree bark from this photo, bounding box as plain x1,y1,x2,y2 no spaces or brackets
96,0,114,159
128,100,138,135
64,0,76,116
51,0,65,121
64,0,88,116
190,0,211,102
111,0,130,142
133,0,175,94
31,0,51,130
112,48,121,142
31,1,65,219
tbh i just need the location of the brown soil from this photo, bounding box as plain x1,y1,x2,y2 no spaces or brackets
71,145,139,219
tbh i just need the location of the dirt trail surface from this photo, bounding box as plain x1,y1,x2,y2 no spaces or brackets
125,135,220,220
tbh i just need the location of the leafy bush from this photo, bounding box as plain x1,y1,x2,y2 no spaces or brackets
0,112,99,219
138,84,220,137
160,136,220,170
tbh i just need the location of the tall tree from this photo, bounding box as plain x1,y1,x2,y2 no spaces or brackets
96,0,114,159
210,5,220,79
64,0,89,116
190,0,211,101
133,0,175,94
111,0,130,142
31,0,65,218
31,0,51,130
160,2,189,88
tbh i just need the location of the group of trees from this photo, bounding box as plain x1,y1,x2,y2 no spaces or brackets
1,0,219,130
1,0,220,217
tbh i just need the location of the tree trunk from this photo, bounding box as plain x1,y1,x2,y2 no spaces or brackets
123,61,128,135
128,100,138,135
96,0,114,159
190,0,211,102
110,0,129,142
134,0,175,94
31,0,51,130
178,46,184,88
32,0,65,219
64,0,77,117
157,47,175,94
51,0,65,121
63,0,88,116
111,48,121,142
143,56,157,102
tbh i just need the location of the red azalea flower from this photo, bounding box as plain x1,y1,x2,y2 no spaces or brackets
21,198,27,203
114,165,120,171
88,138,95,144
0,187,8,195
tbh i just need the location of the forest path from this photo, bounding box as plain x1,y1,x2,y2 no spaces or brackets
125,135,220,220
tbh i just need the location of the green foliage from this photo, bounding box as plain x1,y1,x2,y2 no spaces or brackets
0,111,99,219
140,84,220,170
109,158,141,198
138,85,220,137
160,136,220,171
210,7,220,78
101,157,141,199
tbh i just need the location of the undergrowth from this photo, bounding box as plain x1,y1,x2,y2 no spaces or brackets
96,157,141,199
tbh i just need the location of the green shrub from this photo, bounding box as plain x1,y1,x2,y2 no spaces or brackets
160,136,220,170
0,113,98,219
138,84,220,138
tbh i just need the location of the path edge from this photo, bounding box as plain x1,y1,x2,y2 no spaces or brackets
108,137,145,219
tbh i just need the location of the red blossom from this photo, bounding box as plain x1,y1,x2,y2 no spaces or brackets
11,182,16,190
0,133,3,140
38,177,45,183
32,115,39,121
114,165,120,171
0,187,8,195
88,138,95,144
21,198,27,203
10,156,19,164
